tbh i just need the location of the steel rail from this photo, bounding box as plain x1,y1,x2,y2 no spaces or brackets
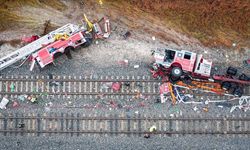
0,116,249,121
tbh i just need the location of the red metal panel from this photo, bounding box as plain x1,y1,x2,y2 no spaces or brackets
37,49,53,65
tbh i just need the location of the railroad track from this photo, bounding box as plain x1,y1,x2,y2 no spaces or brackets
0,113,249,137
0,75,248,100
0,75,160,99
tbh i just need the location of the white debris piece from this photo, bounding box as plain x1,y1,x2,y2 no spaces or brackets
134,65,139,69
204,100,209,105
217,105,224,108
124,59,128,64
152,36,156,41
230,96,250,113
0,97,9,109
193,106,198,112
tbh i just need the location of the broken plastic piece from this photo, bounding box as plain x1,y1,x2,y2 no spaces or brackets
0,97,9,109
203,107,209,112
112,82,121,91
193,106,198,112
12,101,20,108
149,125,157,132
134,65,139,69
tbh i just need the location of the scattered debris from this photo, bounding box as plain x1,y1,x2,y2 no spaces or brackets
149,125,157,132
18,95,27,101
112,82,121,91
27,95,37,103
230,96,250,113
144,133,150,138
118,59,129,66
101,82,113,89
133,65,140,69
21,35,39,44
159,83,170,103
17,123,25,128
202,107,209,112
0,97,9,109
123,31,131,40
12,101,20,108
193,106,198,112
10,83,15,92
215,102,233,108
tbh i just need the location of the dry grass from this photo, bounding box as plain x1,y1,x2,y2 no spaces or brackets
108,0,250,47
0,0,65,31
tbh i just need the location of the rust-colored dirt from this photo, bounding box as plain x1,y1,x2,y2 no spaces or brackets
108,0,250,47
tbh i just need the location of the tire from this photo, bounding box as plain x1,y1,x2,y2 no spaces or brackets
221,82,231,91
182,75,192,84
53,52,63,59
227,67,237,76
171,67,183,78
81,38,92,48
233,87,243,97
239,74,249,81
169,75,180,83
64,47,73,59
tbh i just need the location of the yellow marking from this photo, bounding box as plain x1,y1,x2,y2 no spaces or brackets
168,83,176,105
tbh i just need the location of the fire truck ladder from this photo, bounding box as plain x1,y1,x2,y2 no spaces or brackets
0,23,80,71
173,80,227,95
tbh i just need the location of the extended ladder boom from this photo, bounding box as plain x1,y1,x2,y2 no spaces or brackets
0,23,80,71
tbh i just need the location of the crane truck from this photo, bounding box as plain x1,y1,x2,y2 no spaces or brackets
150,48,250,97
0,16,110,72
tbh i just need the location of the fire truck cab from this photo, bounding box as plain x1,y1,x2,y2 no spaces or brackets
152,48,212,78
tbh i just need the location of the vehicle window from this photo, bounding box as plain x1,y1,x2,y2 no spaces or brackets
184,52,191,60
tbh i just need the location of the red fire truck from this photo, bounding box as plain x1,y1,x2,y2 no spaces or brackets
0,16,110,72
150,48,250,97
30,31,92,70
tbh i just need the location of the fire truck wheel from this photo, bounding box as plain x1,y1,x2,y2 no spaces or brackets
233,87,243,97
227,67,237,76
171,67,183,78
64,47,73,59
169,75,180,83
221,82,231,91
81,38,92,48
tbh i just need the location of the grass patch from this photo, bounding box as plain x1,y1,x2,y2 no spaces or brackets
107,0,250,47
0,0,66,31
